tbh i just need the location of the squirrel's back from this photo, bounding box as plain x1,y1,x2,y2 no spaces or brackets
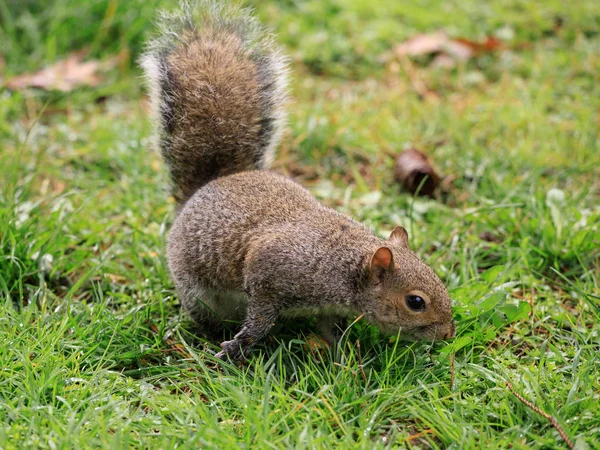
141,0,288,206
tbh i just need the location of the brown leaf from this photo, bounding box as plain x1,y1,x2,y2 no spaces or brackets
453,36,503,54
394,31,449,57
394,32,502,67
394,31,473,61
393,148,441,197
6,50,116,92
303,333,330,359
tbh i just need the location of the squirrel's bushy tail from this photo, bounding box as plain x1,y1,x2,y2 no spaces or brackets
141,1,288,206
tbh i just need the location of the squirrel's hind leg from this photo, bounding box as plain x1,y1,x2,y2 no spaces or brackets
177,283,235,341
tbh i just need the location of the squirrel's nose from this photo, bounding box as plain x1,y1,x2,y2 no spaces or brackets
442,321,456,339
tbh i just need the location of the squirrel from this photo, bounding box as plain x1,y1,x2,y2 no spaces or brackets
141,1,455,361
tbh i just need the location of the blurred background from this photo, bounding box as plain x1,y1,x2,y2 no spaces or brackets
2,0,599,171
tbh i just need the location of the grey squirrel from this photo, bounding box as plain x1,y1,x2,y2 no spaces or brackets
141,1,455,361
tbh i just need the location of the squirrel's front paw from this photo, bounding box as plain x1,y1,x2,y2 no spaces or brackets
215,339,245,361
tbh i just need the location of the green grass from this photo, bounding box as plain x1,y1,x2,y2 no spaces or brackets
1,0,599,448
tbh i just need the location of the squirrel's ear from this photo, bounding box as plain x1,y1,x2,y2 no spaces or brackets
370,247,394,283
389,226,409,248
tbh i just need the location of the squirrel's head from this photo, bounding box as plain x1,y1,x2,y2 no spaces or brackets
363,226,455,341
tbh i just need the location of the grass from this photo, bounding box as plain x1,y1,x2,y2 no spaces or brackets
1,0,599,448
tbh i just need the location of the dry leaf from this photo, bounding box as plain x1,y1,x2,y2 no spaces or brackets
394,32,502,68
394,31,450,57
6,50,116,92
303,333,330,359
393,148,440,197
454,36,503,53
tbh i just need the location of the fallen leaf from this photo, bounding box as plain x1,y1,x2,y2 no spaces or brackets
303,333,330,359
454,36,503,53
6,50,116,92
394,32,502,68
393,148,441,197
394,31,450,57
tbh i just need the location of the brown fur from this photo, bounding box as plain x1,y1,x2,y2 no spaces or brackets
141,0,288,205
142,1,455,360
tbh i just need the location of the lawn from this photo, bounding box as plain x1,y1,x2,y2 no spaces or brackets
1,0,599,448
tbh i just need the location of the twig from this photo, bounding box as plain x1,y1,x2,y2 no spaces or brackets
406,429,433,442
333,362,357,376
355,339,367,383
397,54,439,104
348,313,366,329
506,381,574,449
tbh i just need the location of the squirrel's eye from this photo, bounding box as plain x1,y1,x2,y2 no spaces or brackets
406,295,426,311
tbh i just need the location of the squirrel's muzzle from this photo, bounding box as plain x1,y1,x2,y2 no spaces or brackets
404,320,456,341
441,321,456,340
